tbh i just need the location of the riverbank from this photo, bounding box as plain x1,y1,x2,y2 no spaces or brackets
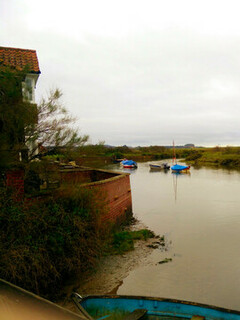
185,146,240,168
59,221,159,312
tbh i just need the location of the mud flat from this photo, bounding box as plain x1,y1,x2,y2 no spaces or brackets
60,221,157,312
78,223,157,295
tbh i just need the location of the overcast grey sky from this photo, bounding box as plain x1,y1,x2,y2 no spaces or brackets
1,0,240,146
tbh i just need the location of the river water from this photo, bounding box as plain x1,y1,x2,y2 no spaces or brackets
105,161,240,311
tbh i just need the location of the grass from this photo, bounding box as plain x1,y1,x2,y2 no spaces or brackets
106,229,155,255
185,147,240,168
86,306,130,320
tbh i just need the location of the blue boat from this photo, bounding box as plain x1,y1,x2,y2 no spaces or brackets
171,164,190,173
72,293,240,320
121,160,138,168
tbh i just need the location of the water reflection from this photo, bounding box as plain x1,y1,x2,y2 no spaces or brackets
172,172,191,202
106,162,240,311
122,168,137,174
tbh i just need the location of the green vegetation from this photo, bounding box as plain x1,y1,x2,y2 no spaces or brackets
79,144,194,160
0,183,155,299
27,89,89,160
54,144,196,168
86,307,130,320
73,144,240,169
0,67,88,168
106,229,155,255
0,186,108,299
185,146,240,168
0,67,36,167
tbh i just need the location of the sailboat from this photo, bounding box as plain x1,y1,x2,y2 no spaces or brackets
171,140,190,173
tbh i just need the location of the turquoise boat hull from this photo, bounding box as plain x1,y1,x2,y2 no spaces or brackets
77,294,240,320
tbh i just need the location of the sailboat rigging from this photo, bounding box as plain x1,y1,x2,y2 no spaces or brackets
171,140,190,173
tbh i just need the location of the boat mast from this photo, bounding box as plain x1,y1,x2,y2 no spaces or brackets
173,140,176,164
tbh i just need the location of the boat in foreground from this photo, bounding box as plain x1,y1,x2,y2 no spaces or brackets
72,293,240,320
171,164,190,173
0,278,86,320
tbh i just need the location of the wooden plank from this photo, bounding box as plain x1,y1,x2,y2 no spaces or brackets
191,316,205,320
123,309,147,320
71,294,94,320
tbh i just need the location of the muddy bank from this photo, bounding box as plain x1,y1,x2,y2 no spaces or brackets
60,221,158,312
78,229,157,295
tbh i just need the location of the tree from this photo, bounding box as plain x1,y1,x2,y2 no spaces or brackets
0,67,36,168
0,68,89,167
26,89,89,159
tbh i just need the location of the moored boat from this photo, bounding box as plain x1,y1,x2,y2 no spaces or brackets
162,162,170,170
171,164,190,173
149,163,170,170
149,164,162,170
72,293,240,320
171,140,190,173
121,159,138,168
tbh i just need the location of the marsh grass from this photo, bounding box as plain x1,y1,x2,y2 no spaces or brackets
106,229,155,255
185,147,240,167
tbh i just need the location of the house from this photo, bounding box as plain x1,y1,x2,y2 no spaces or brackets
0,46,41,160
0,46,41,102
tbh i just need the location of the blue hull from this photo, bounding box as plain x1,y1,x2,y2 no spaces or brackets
171,164,190,173
77,295,240,320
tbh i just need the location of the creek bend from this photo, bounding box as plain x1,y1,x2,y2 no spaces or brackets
104,161,240,311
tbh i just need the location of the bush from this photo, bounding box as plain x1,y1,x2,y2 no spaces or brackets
185,150,202,161
0,186,107,299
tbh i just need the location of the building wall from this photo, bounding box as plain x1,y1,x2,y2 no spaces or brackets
22,73,39,103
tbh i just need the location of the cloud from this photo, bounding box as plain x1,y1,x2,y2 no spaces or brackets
1,0,240,146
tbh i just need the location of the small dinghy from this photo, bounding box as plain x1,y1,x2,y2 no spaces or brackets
149,163,170,170
149,164,162,170
72,293,240,320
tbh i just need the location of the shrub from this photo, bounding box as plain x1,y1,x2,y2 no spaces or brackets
185,150,202,161
0,186,107,299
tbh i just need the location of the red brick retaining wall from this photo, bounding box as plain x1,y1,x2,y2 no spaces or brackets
5,167,133,224
94,174,132,224
6,169,25,200
61,168,132,224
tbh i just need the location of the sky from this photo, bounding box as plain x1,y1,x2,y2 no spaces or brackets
1,0,240,147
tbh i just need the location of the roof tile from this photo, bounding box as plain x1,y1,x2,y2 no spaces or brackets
0,46,40,74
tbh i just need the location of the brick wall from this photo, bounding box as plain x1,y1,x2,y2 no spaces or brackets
60,168,117,185
83,173,132,225
5,167,133,224
6,169,25,200
61,168,133,225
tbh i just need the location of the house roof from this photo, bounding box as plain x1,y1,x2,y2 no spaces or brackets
0,46,41,74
